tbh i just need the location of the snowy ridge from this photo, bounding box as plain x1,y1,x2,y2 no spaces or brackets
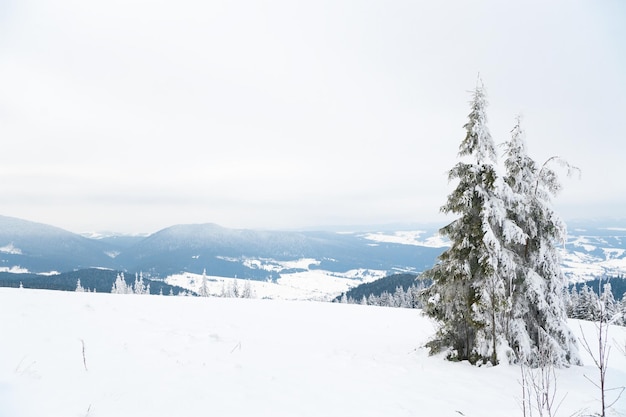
79,231,149,239
1,288,625,416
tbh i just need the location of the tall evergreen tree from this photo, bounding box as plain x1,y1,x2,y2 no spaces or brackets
422,82,580,367
502,117,580,366
422,80,514,364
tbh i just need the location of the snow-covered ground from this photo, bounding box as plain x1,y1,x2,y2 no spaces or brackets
165,267,387,301
561,249,626,282
1,288,625,417
362,230,448,248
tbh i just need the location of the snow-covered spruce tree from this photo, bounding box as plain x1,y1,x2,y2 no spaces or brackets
422,81,517,365
230,279,240,298
199,269,210,297
133,272,147,295
600,282,617,322
502,117,580,366
111,272,129,294
241,279,254,299
573,284,600,321
566,286,579,318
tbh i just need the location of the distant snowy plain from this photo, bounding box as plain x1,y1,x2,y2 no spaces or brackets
1,288,625,417
165,262,387,301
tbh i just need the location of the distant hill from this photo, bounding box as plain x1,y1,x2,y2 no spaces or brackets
1,215,444,278
115,223,315,277
0,215,117,272
112,223,444,278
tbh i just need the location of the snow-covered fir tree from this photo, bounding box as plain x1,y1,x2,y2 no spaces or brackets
566,285,579,318
502,117,580,366
75,279,85,292
198,269,210,297
133,272,148,295
576,284,600,321
421,83,584,366
110,272,153,295
241,279,255,299
230,279,239,298
111,273,130,294
600,282,617,321
422,80,514,365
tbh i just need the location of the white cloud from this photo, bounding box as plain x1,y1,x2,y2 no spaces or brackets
0,0,624,233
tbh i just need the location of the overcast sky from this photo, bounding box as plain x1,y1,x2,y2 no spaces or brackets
1,0,624,234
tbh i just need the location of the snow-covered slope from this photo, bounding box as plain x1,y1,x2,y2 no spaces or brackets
1,288,625,417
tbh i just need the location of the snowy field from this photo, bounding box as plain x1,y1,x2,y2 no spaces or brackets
165,268,387,301
1,288,625,417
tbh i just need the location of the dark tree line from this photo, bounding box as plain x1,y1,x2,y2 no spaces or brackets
0,268,186,295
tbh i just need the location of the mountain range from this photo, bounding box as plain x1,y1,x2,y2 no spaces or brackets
0,215,444,278
1,214,625,295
